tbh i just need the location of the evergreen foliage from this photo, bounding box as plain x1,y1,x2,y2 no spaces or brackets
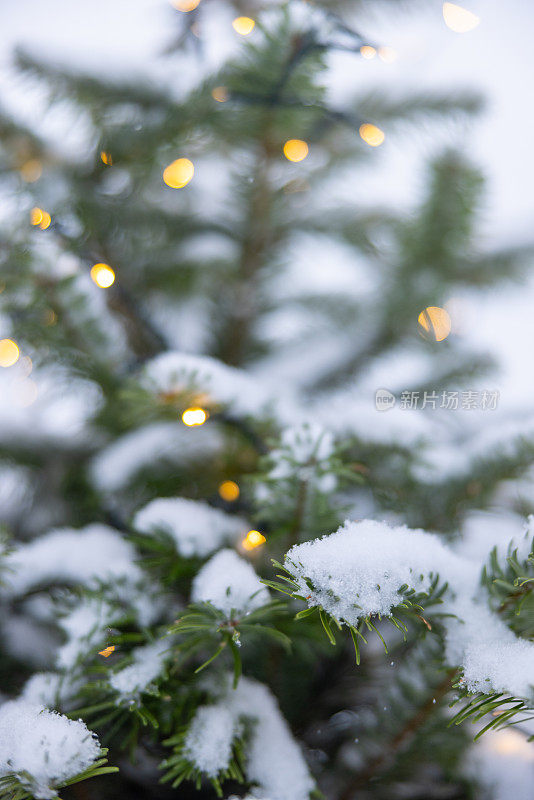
1,2,534,799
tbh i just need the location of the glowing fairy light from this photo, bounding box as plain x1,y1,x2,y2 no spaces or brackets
182,407,208,426
418,306,452,342
283,139,309,163
100,151,113,165
442,2,480,33
172,0,201,10
211,86,228,103
218,480,240,502
98,646,116,658
232,17,255,35
486,729,534,759
359,123,385,147
39,212,51,230
0,339,20,368
360,45,376,59
30,208,51,230
30,208,43,226
242,530,266,550
163,158,194,188
90,263,116,289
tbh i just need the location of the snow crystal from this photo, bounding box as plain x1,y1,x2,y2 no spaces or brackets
91,421,223,493
286,519,534,699
142,351,268,417
191,549,270,616
184,676,314,800
109,640,169,700
3,524,142,597
133,497,247,558
0,700,101,800
184,706,237,777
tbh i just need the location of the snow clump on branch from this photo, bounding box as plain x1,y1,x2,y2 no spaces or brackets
0,700,101,800
286,519,534,698
183,676,314,800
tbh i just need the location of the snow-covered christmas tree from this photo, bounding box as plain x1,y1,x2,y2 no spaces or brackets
1,1,534,799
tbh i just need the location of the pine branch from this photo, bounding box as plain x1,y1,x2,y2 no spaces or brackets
52,220,167,359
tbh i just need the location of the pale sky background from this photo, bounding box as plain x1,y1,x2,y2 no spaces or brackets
1,0,533,412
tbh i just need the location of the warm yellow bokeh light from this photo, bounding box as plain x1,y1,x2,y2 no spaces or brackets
359,123,385,147
486,729,534,760
98,646,116,657
418,306,452,342
283,139,309,163
20,159,42,183
378,46,398,63
360,45,376,59
90,263,116,289
218,480,240,502
242,530,266,550
30,207,43,226
182,407,207,426
442,2,480,33
0,339,20,368
211,86,228,103
163,158,195,188
100,151,113,165
172,0,201,10
30,207,51,230
232,16,255,35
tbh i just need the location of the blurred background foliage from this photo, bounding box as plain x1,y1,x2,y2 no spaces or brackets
0,1,534,798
